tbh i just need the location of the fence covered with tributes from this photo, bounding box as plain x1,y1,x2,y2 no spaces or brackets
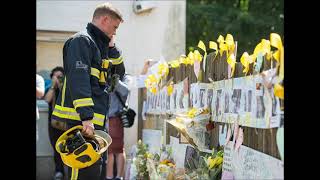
127,33,284,179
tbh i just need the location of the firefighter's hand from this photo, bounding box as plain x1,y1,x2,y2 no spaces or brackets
109,35,115,47
82,120,95,137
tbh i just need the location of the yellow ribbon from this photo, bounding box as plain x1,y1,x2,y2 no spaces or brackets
274,83,284,100
270,33,284,82
225,34,235,54
168,60,180,68
198,40,207,64
158,62,169,78
193,50,202,62
270,33,284,99
144,74,159,94
180,54,193,65
217,34,235,57
227,53,236,77
240,52,253,75
209,41,218,51
209,41,218,60
185,51,194,65
253,39,271,61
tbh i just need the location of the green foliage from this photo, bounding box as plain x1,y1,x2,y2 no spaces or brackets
186,0,284,60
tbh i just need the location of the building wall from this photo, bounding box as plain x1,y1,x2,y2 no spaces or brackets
37,0,186,155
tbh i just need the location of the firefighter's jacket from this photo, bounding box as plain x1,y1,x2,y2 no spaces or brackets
51,23,124,129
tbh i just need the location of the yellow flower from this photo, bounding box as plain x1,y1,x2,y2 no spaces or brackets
187,108,197,118
208,156,217,169
150,87,157,94
215,156,223,166
158,63,169,77
167,84,173,96
167,163,176,168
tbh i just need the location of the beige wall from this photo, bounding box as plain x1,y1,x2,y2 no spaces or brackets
36,31,75,73
37,0,186,155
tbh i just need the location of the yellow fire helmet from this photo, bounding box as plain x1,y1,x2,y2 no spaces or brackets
55,125,112,169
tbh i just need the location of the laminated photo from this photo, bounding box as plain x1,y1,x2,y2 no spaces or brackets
206,85,213,110
170,85,177,112
166,88,171,113
182,77,189,111
190,83,200,108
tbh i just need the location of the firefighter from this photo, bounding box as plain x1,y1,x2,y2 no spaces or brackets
51,2,124,179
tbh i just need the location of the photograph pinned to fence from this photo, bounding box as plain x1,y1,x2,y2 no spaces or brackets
166,86,171,114
170,84,178,112
190,83,200,109
223,79,232,123
206,84,214,111
175,81,184,113
155,90,161,114
254,75,267,127
160,87,167,114
213,80,225,122
182,77,189,112
198,83,208,109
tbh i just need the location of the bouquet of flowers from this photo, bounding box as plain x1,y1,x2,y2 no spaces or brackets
133,140,151,179
185,148,224,180
153,145,176,180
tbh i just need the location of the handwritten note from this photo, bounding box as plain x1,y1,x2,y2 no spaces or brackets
222,143,233,178
225,125,232,145
225,143,284,179
222,171,234,180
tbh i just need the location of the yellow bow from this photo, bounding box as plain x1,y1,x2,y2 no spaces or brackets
270,33,284,82
240,52,253,75
253,39,271,61
144,74,159,94
209,41,218,60
227,54,236,77
168,60,180,68
180,54,193,65
186,51,195,65
198,40,207,63
158,62,169,78
274,83,284,100
209,41,218,51
99,59,110,84
217,34,235,57
193,50,202,62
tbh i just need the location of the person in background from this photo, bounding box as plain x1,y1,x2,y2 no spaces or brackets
104,35,128,180
44,66,65,180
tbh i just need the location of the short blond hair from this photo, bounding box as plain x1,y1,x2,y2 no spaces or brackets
93,2,123,22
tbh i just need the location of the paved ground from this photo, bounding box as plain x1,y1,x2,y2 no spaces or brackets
37,156,69,180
